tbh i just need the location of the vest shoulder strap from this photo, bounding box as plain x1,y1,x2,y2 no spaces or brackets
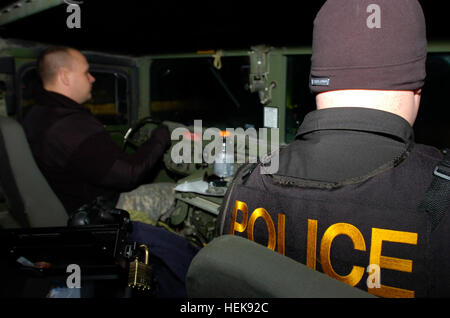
419,148,450,231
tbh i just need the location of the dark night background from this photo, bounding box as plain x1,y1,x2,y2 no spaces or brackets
0,1,448,55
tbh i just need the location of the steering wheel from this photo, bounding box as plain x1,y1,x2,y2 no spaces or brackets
122,116,162,152
123,117,211,177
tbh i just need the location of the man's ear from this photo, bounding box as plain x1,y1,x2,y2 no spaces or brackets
59,67,71,86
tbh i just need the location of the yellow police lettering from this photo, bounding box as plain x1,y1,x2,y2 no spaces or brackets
368,228,417,298
320,223,366,287
277,213,286,255
228,200,420,298
248,208,276,250
306,219,318,270
229,201,286,254
229,200,248,234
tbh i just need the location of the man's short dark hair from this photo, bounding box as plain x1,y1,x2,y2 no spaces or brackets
37,46,75,84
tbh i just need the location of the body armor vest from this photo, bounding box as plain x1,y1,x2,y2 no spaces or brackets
218,144,449,298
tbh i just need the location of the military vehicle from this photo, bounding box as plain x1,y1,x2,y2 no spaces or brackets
0,0,448,300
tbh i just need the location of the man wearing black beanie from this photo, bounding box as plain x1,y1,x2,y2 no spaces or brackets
218,0,449,297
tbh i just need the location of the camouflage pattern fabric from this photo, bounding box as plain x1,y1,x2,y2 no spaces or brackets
115,182,176,223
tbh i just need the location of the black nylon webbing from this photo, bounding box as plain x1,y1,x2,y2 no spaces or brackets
419,149,450,231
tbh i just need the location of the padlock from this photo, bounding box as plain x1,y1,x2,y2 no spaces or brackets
128,244,152,291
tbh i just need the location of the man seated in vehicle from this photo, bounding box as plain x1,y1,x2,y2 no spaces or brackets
23,46,172,218
218,0,450,297
22,46,198,297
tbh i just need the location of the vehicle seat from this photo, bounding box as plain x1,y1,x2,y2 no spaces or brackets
0,116,68,228
186,235,375,298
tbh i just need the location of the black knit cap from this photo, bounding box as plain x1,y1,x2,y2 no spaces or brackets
310,0,427,93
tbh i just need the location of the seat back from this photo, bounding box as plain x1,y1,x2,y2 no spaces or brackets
186,235,375,298
0,116,68,228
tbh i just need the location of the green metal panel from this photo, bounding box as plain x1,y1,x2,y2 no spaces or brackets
13,57,35,71
428,41,450,53
0,0,62,26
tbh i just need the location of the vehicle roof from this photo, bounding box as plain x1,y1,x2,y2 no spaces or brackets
0,1,448,56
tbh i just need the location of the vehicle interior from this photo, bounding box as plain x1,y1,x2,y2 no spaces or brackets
0,1,448,300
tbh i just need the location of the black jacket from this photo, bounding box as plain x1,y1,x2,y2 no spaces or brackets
23,89,170,214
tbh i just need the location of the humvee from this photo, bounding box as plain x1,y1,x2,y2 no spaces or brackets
0,1,449,299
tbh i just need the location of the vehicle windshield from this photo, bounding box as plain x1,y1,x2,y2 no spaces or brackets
149,56,262,130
